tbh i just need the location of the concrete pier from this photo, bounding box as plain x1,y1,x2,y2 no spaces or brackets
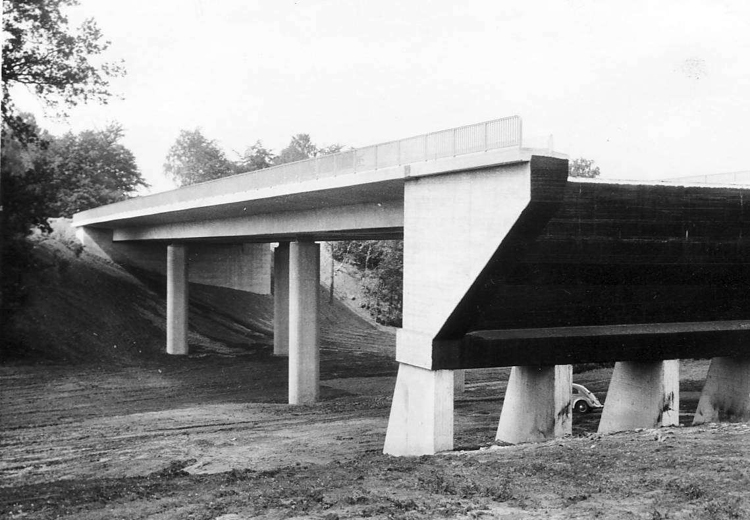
496,365,572,444
693,357,750,424
383,362,454,456
166,244,189,355
598,360,679,434
273,243,290,356
288,241,320,405
454,370,466,394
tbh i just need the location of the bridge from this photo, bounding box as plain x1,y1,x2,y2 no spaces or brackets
73,116,750,456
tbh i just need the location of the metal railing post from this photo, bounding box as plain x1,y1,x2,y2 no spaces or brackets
452,128,456,157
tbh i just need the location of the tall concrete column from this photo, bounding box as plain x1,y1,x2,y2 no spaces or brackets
288,241,320,405
166,243,189,355
273,243,290,356
693,357,750,425
598,360,679,434
496,364,572,444
384,361,454,456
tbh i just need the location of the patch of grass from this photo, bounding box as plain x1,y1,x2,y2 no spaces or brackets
665,479,704,500
699,497,745,519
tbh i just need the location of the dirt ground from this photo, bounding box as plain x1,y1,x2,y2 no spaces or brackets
1,225,749,519
2,354,749,520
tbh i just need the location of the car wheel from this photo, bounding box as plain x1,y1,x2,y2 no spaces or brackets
574,400,590,414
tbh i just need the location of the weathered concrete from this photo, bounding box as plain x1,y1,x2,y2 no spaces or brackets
598,360,679,434
288,241,320,405
693,357,750,424
273,243,290,357
383,362,454,456
166,244,189,355
76,226,271,294
496,365,572,444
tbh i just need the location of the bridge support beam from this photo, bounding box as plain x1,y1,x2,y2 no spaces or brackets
383,362,454,456
496,365,572,444
288,241,320,405
693,357,750,424
598,360,679,434
273,243,290,356
166,243,189,355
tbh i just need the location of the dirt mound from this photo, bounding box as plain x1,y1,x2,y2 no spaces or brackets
4,220,395,365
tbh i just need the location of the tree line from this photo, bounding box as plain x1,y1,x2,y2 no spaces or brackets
163,130,345,186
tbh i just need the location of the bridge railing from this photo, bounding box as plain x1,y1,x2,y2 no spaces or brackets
224,115,522,190
75,116,523,221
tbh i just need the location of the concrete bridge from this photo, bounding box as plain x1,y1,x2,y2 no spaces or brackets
73,116,750,456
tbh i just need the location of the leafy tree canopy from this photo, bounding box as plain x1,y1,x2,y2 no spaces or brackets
2,0,124,144
275,133,344,165
276,133,317,164
1,114,57,235
236,140,275,172
569,157,601,178
48,123,146,217
163,129,235,186
332,240,403,326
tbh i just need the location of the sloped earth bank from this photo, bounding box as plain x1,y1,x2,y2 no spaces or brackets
2,229,749,518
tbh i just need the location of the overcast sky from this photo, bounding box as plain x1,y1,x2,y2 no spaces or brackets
16,0,750,192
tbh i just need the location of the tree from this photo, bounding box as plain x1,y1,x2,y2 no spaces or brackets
1,0,125,350
2,0,124,144
1,115,57,235
235,140,275,173
48,123,146,217
569,157,601,178
332,240,403,326
275,134,345,165
163,129,235,186
276,133,318,165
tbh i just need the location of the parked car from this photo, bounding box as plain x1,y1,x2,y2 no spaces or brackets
572,383,603,413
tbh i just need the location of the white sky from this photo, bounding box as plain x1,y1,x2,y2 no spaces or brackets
15,0,750,193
